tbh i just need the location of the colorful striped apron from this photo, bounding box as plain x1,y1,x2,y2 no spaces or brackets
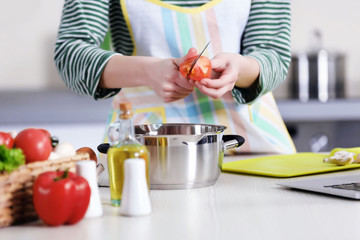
107,0,296,154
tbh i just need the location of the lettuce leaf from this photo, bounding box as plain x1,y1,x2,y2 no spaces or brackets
0,145,25,173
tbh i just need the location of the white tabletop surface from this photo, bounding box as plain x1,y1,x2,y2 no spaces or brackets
1,154,360,240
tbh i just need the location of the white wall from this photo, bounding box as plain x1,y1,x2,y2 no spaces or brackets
0,0,66,91
1,0,359,97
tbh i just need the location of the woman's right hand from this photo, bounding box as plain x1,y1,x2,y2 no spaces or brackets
146,48,198,103
100,48,198,103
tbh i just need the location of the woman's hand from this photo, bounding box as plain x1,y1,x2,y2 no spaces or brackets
100,48,198,103
147,48,198,103
192,53,260,99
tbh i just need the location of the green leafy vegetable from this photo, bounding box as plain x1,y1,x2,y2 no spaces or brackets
0,144,25,173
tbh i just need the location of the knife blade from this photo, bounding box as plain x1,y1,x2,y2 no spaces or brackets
186,41,211,79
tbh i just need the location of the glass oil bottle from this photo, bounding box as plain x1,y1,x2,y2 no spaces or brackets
107,103,150,207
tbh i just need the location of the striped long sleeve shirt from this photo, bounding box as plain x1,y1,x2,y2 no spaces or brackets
54,0,291,103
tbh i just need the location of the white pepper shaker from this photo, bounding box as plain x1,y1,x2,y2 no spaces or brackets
76,160,103,218
120,158,151,216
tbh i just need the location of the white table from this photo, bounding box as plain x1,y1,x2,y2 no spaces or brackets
1,154,360,240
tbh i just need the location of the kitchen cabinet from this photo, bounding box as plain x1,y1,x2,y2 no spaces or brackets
277,99,360,152
284,120,360,152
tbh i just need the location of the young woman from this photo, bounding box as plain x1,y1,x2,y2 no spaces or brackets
54,0,296,154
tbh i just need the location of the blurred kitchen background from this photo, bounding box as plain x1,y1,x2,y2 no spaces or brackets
0,0,360,152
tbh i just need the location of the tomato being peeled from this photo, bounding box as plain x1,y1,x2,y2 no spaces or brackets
14,128,52,163
179,55,212,81
0,132,14,149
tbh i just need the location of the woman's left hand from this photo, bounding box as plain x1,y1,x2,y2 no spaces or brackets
192,53,260,99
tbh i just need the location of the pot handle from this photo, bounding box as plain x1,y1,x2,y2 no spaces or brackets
98,135,245,153
222,135,245,151
97,143,110,154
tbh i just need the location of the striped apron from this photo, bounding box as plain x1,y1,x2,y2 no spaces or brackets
107,0,296,154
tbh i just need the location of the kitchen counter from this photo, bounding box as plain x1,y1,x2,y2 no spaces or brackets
2,90,360,124
0,90,112,124
277,98,360,122
0,90,112,153
1,154,360,240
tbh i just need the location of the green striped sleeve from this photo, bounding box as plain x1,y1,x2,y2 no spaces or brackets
109,0,134,55
232,0,291,104
54,0,120,100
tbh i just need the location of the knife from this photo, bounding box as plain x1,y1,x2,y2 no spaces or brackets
186,41,211,79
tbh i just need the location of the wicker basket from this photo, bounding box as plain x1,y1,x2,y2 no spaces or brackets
0,153,89,228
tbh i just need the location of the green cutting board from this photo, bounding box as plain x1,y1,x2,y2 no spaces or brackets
222,153,360,178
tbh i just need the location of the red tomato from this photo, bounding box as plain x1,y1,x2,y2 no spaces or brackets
179,55,212,81
33,170,91,226
0,132,14,148
14,128,52,163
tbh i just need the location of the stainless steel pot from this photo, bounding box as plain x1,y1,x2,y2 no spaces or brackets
98,123,245,190
288,50,346,102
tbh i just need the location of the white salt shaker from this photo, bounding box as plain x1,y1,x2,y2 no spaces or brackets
120,158,151,216
76,160,103,218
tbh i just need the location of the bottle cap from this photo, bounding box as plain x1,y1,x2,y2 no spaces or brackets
119,102,133,119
